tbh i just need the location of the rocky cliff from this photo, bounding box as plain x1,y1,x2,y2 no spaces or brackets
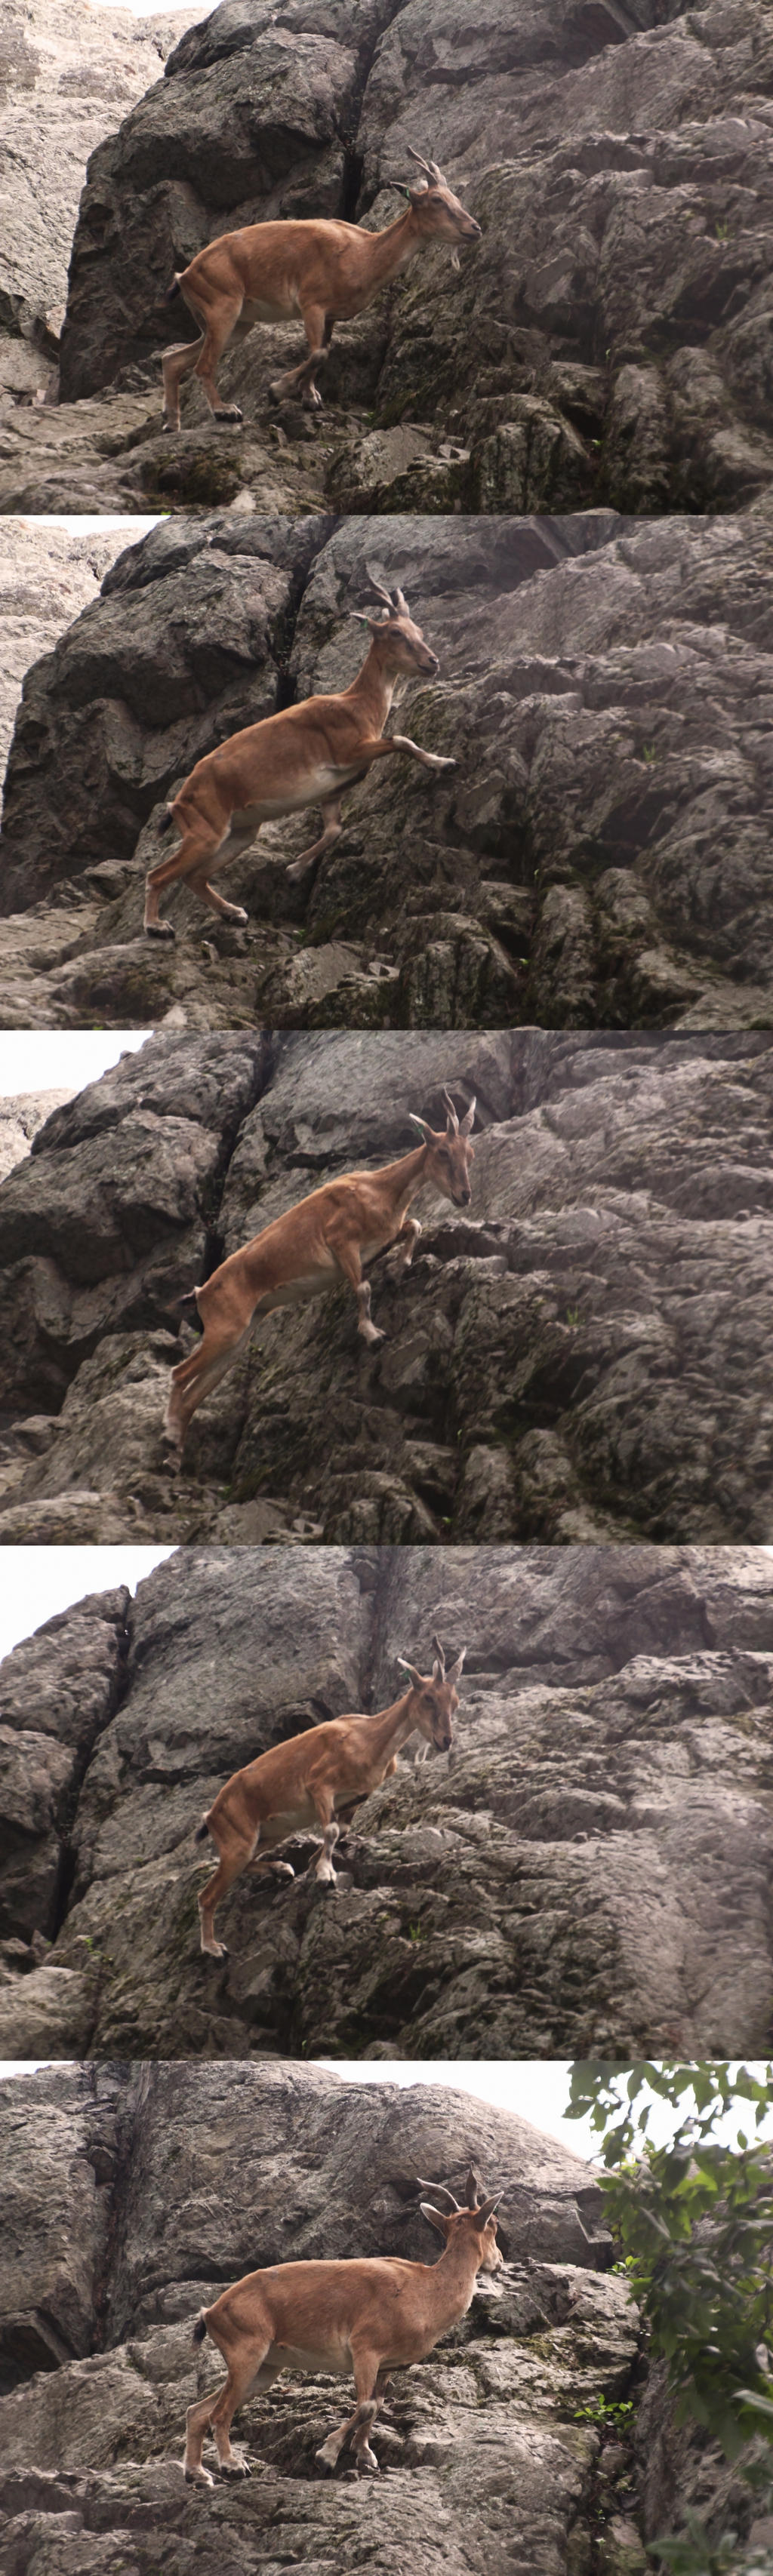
0,0,200,412
2,511,773,1033
2,0,772,517
1,1542,772,2062
0,1029,771,1548
0,2059,655,2576
0,521,137,804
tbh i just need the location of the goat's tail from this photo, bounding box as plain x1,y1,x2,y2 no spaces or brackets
165,273,183,304
192,2310,208,2345
158,806,174,835
194,1814,211,1845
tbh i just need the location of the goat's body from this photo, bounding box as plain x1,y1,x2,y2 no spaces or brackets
161,169,480,434
143,602,452,939
196,1660,463,1957
183,2189,501,2488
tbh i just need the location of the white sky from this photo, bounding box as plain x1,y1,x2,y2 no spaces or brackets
0,2061,770,2166
0,1029,149,1098
25,516,159,536
0,1548,175,1664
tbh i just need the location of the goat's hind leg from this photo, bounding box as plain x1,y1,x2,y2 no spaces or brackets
163,1318,252,1460
198,1827,257,1959
144,823,224,939
162,331,205,435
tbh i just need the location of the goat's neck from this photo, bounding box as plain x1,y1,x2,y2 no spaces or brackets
359,206,424,293
425,2231,486,2329
343,642,402,736
363,1689,423,1767
367,1143,428,1225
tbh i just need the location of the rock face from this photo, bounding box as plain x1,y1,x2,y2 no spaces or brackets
0,1540,771,2062
0,1028,771,1549
0,1089,75,1186
0,2059,648,2576
0,0,201,408
2,0,772,516
0,521,137,804
2,510,773,1032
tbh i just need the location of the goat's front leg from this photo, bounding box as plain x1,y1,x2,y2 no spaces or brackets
316,2347,381,2474
287,796,343,883
269,300,328,407
307,1773,340,1886
390,1216,422,1272
328,1231,385,1346
355,734,457,776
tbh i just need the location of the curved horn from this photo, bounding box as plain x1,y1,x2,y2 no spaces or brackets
446,1646,467,1684
407,145,445,186
442,1085,460,1136
416,2177,461,2211
392,585,410,616
460,1093,476,1136
365,569,396,607
408,1113,433,1142
465,2165,481,2209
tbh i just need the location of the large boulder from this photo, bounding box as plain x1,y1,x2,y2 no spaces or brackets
0,1542,771,2062
0,0,202,405
2,512,773,1031
2,0,768,519
0,1031,771,1548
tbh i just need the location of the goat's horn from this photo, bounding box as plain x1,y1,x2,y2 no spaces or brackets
430,1633,445,1675
391,585,410,615
415,2177,461,2211
465,2165,481,2209
442,1085,460,1134
365,569,396,607
407,146,445,185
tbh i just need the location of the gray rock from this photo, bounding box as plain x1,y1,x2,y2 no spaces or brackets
3,512,773,1030
0,1544,771,2059
0,0,202,401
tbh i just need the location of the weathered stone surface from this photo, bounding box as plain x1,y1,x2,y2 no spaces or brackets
0,1031,771,1548
0,1090,74,1185
0,1543,771,2061
0,1586,128,1947
0,523,132,802
3,512,773,1031
0,0,201,406
4,0,773,517
0,2059,647,2576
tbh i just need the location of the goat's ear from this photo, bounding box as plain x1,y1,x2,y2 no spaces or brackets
460,1096,476,1136
408,1114,432,1142
473,2194,503,2230
397,1655,424,1689
420,2203,448,2239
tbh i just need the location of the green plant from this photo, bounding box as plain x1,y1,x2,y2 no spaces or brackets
642,743,658,764
565,1305,583,1326
566,2061,773,2565
715,218,731,243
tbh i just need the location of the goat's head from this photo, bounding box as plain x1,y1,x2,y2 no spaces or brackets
350,575,440,679
404,149,482,260
417,2166,504,2274
407,1084,476,1206
396,1634,466,1751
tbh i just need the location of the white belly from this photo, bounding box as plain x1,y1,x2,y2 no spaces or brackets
232,765,363,828
257,1268,334,1312
263,1794,317,1843
268,2340,350,2379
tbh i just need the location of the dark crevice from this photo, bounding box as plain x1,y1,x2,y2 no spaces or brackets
48,1607,133,1946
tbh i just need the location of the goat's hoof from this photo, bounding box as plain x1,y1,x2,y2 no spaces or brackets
214,404,243,424
184,2467,214,2489
218,2456,251,2480
162,421,179,436
315,2442,340,2473
356,2446,380,2474
286,859,312,882
225,905,248,926
201,1941,229,1961
360,1326,385,1346
272,1862,295,1880
145,921,176,940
